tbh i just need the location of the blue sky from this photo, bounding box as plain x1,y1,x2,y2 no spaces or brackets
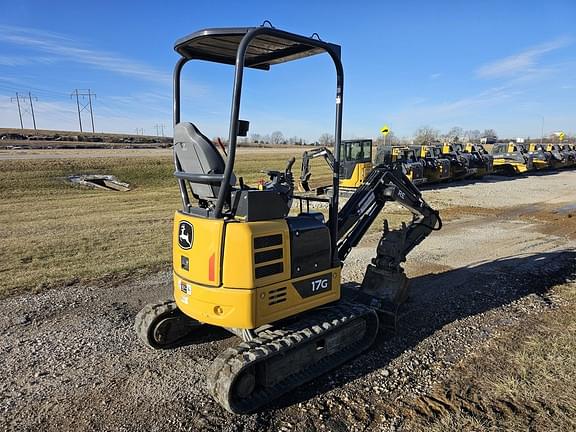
0,0,574,140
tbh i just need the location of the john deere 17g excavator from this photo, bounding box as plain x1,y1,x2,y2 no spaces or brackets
135,25,441,414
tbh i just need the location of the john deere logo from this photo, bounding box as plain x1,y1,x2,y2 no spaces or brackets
178,221,193,250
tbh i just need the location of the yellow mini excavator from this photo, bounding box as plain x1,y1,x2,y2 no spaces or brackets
463,143,494,177
135,25,441,414
299,139,373,193
375,145,427,185
411,144,451,183
525,143,553,170
492,142,534,175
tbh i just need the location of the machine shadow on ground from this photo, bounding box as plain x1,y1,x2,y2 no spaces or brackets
269,250,576,410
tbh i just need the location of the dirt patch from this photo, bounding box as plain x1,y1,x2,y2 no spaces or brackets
402,282,576,432
433,205,500,220
409,385,549,425
506,204,576,240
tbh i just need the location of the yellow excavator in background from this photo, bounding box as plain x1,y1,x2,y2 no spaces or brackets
411,144,451,183
491,142,534,175
436,142,475,179
463,143,494,177
299,139,373,192
545,143,574,168
525,143,553,170
135,25,441,414
374,145,427,185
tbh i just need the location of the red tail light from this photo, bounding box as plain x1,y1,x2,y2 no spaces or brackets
208,253,215,282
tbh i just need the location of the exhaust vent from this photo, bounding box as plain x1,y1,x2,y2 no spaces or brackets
268,287,287,305
254,234,284,279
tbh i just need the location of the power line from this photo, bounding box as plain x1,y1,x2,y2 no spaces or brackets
71,89,96,133
154,123,166,137
135,128,144,135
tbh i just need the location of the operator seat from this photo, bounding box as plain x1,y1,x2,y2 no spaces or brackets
173,122,235,202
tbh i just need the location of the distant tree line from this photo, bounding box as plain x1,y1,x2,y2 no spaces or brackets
214,127,574,148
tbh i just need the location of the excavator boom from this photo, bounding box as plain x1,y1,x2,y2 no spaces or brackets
334,164,441,310
300,146,335,191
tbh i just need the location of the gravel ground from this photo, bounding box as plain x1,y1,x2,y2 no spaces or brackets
1,170,575,431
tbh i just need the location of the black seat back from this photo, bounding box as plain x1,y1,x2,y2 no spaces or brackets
173,122,234,201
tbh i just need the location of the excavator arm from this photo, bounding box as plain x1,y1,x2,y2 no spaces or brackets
333,164,442,308
299,146,335,191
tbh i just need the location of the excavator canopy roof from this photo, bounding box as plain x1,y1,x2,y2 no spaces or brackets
174,27,341,70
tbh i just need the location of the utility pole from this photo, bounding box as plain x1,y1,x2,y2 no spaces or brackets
87,89,95,133
135,128,144,135
28,92,38,130
154,123,166,137
10,93,24,129
73,89,82,132
71,89,96,133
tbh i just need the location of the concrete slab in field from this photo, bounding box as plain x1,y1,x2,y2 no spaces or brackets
67,174,131,191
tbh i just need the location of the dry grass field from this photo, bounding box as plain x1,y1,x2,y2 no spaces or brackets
1,148,575,431
0,148,334,297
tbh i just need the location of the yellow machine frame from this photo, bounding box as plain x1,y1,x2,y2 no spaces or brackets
173,212,340,329
339,139,373,188
492,143,531,174
526,143,552,170
340,161,372,188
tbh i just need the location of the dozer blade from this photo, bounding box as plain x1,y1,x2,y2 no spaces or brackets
206,300,379,414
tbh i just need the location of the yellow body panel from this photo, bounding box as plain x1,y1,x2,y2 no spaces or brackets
173,213,341,329
174,277,256,328
174,267,341,329
440,143,451,154
255,268,340,324
173,211,224,287
492,158,529,174
222,220,290,288
340,162,372,188
532,159,550,170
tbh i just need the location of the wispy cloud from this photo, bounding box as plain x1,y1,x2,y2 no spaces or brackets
429,73,442,80
0,25,171,84
476,37,572,79
0,55,57,66
408,86,516,115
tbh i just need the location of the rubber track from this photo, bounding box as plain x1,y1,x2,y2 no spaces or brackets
134,299,179,349
206,300,379,413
